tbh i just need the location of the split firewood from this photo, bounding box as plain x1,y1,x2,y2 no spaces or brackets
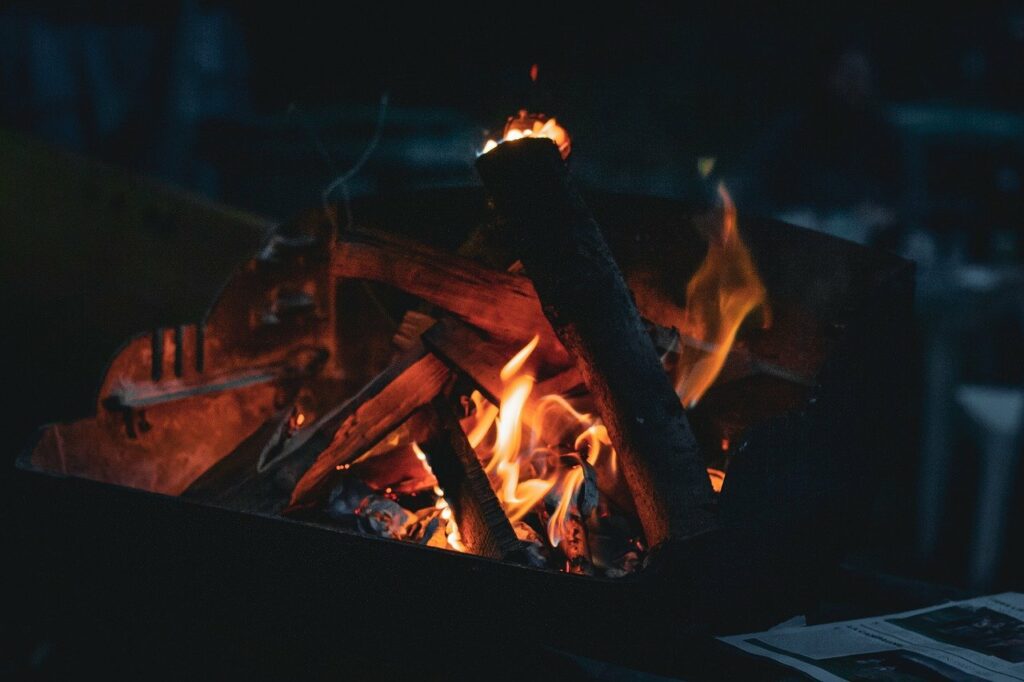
344,409,438,495
420,394,524,561
422,317,534,403
477,138,717,546
333,229,568,368
286,345,451,512
424,315,629,403
393,310,437,352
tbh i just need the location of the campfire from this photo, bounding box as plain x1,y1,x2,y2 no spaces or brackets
25,112,776,576
21,95,912,629
254,114,769,575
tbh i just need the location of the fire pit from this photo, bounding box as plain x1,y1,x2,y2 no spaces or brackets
15,135,912,674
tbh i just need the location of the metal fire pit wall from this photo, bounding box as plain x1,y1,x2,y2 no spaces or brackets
13,187,913,677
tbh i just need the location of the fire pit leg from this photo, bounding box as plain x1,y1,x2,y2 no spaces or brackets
476,139,716,547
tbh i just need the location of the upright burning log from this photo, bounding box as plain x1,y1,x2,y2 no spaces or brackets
476,138,716,547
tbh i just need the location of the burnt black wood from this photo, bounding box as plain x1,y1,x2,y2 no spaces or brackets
477,139,716,547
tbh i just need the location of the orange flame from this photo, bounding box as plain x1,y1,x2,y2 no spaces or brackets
460,337,620,546
707,467,726,493
674,183,768,406
547,466,585,547
632,182,768,407
288,408,307,434
575,423,615,476
481,109,571,160
482,337,555,522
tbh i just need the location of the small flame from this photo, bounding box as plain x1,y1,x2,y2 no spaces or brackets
530,63,539,82
675,183,768,405
500,334,539,381
483,338,554,521
707,467,726,493
480,110,572,160
547,466,585,547
632,182,769,406
574,423,615,476
464,390,499,449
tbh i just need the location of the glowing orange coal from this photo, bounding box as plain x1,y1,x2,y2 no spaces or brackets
706,468,726,493
481,110,571,160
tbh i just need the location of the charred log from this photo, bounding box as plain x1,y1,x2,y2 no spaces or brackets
476,138,716,546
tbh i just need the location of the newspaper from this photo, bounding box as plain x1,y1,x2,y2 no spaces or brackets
720,593,1024,681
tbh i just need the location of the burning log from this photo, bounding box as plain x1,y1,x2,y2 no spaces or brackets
476,138,717,547
337,230,803,392
287,346,451,512
285,313,579,512
422,317,584,406
333,229,569,368
422,317,514,404
419,394,524,561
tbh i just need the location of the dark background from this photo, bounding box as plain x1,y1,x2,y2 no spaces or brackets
2,1,1023,678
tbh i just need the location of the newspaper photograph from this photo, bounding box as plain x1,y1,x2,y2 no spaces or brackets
720,593,1024,681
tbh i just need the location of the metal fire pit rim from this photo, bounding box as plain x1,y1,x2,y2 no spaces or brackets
14,426,651,586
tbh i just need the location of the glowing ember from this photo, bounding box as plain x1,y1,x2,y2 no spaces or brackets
707,468,726,493
287,408,307,435
481,109,572,160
